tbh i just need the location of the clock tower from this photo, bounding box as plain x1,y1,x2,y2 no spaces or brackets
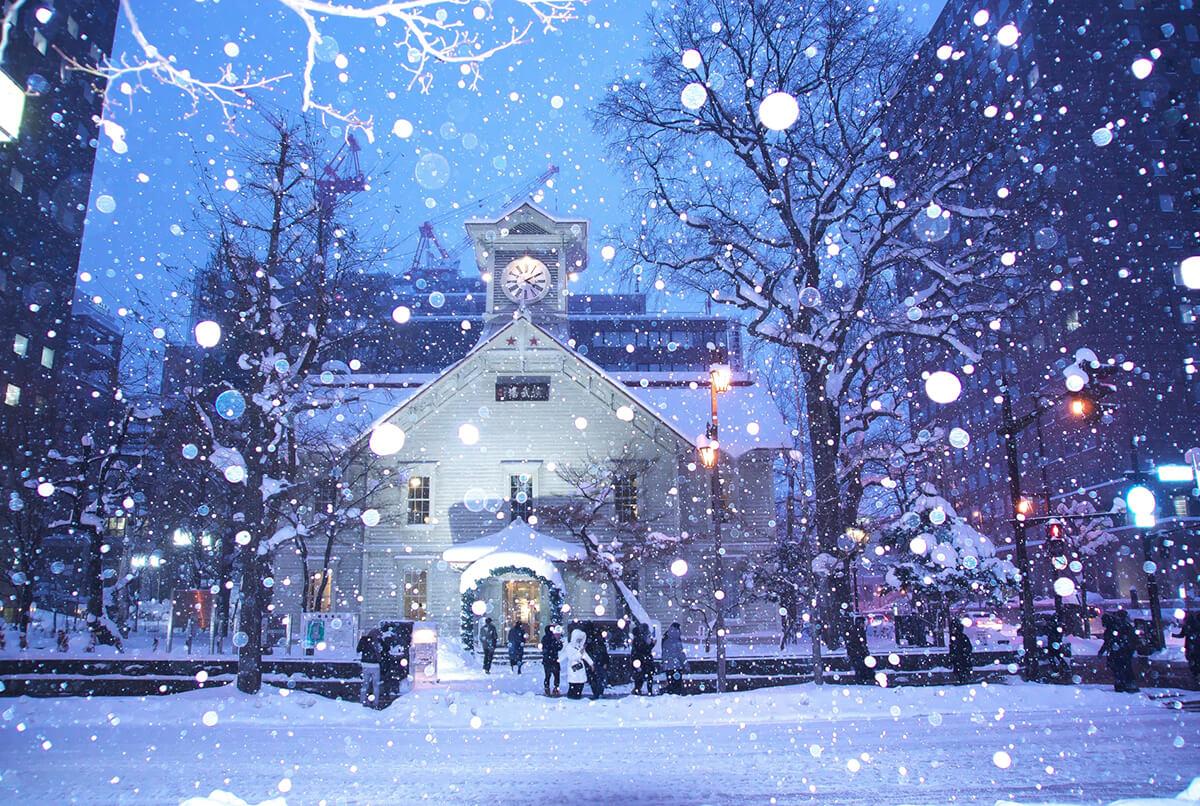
465,202,588,341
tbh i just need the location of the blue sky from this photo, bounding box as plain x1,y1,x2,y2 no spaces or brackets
78,0,945,349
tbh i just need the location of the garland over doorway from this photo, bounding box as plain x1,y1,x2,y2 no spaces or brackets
460,565,565,650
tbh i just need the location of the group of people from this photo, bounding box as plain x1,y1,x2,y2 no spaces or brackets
476,617,689,699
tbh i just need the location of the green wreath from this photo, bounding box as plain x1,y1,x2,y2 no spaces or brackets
460,564,565,650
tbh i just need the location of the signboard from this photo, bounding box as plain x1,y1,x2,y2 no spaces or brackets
300,611,359,656
495,376,550,402
410,622,438,684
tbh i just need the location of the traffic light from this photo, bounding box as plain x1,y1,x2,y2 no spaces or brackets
1125,484,1157,528
1045,520,1067,559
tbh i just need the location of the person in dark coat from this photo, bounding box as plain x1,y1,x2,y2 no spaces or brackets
845,617,873,684
586,626,610,699
479,617,498,674
356,627,384,708
541,625,562,696
1098,611,1139,692
631,623,657,695
660,622,686,694
507,622,526,673
1174,611,1200,686
948,619,974,683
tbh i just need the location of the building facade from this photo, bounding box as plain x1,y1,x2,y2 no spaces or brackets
273,204,789,649
893,0,1199,606
0,0,119,464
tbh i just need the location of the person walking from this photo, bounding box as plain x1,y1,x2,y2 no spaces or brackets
507,621,526,674
1099,611,1139,692
356,627,384,708
479,617,498,674
845,616,873,684
631,623,656,695
948,619,974,684
541,625,562,696
586,626,610,700
562,629,593,699
1174,611,1200,686
661,622,686,694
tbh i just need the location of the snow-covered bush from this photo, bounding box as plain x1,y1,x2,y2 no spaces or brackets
877,484,1017,612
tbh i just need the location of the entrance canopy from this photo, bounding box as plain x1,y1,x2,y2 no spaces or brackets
442,520,587,565
444,521,587,595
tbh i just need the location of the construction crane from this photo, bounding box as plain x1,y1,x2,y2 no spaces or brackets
315,133,367,257
408,164,560,279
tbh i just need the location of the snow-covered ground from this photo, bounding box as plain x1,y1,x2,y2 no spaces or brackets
1,652,1197,806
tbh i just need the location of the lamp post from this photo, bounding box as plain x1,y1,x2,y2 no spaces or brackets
844,527,869,613
699,363,732,693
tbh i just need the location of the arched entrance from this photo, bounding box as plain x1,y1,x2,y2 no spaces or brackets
443,520,583,650
458,554,566,651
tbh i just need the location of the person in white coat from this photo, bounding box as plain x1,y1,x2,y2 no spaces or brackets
562,629,593,700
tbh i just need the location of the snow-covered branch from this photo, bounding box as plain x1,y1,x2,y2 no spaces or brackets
68,0,584,138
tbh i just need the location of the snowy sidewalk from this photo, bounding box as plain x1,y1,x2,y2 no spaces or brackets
0,676,1197,805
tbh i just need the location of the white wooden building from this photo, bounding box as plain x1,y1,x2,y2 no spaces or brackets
274,204,791,649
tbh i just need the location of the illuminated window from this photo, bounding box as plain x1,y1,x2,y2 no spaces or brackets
40,347,53,369
510,474,533,521
0,71,27,141
4,384,20,406
407,476,431,524
403,569,427,620
615,474,639,523
13,334,28,356
306,570,332,612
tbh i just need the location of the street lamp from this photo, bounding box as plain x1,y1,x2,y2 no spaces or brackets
844,526,870,612
700,363,732,693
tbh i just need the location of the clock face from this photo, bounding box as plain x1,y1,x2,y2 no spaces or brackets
500,256,552,305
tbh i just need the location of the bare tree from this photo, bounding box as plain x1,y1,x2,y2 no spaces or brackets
597,0,1038,641
44,404,159,648
271,432,395,615
181,116,386,692
68,0,584,136
539,453,672,626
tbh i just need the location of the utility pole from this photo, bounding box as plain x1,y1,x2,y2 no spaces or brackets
1000,384,1040,682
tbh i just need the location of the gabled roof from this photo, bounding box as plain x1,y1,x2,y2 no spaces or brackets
463,199,586,229
349,314,790,458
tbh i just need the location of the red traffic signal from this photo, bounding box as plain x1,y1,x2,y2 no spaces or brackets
1045,520,1067,558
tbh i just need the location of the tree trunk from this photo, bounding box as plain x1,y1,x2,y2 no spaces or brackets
216,533,234,639
236,469,265,694
313,523,337,611
805,375,851,648
15,579,33,649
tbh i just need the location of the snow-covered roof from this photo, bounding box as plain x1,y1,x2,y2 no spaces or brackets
620,381,792,457
443,519,587,565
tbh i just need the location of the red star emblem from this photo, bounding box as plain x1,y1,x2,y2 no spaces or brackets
529,337,540,346
506,337,518,345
